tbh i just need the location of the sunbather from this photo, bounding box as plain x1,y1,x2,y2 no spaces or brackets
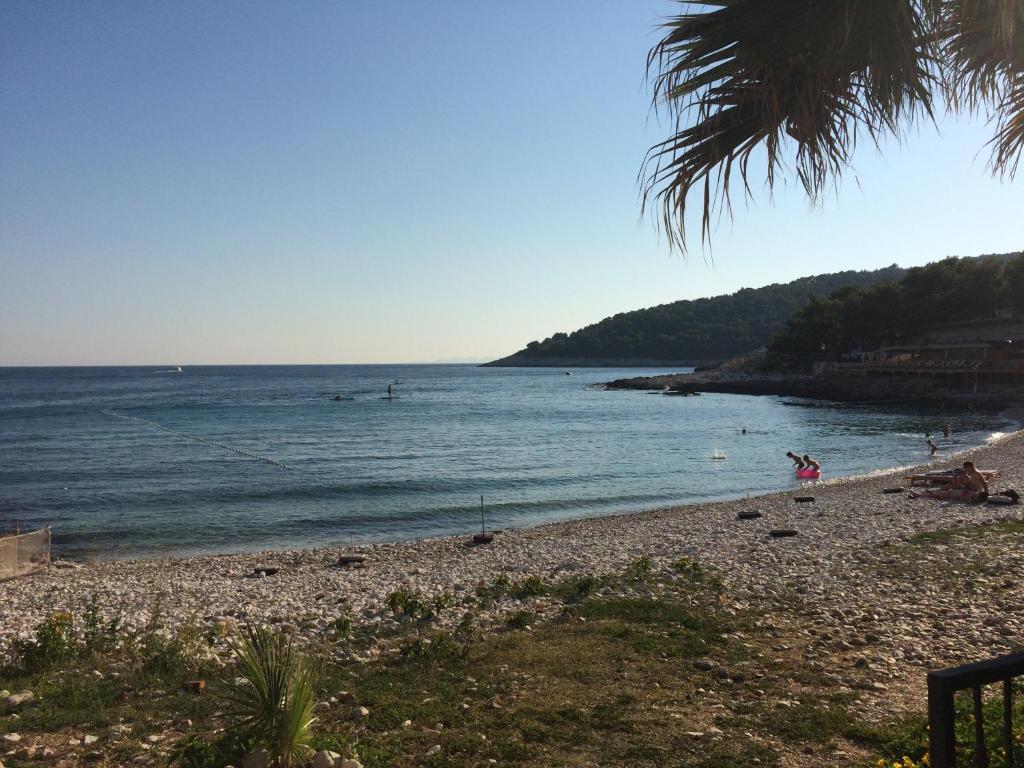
910,463,989,501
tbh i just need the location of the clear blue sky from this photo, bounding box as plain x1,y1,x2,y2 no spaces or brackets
2,1,1021,365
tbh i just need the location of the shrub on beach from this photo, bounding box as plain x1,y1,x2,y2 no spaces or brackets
624,555,654,582
504,610,534,630
386,587,429,618
10,611,77,672
671,557,705,580
225,625,321,768
555,574,603,603
512,575,548,598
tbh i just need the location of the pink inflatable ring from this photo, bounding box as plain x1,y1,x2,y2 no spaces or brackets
796,468,821,479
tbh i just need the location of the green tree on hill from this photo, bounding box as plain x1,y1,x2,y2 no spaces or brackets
769,253,1024,365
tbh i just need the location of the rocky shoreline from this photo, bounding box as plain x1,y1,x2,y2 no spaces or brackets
479,356,711,368
604,369,1024,410
3,432,1022,672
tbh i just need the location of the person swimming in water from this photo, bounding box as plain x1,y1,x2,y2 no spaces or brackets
802,455,820,471
786,451,805,469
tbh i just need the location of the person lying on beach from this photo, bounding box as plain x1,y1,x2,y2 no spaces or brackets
802,455,820,471
910,486,981,501
786,451,805,469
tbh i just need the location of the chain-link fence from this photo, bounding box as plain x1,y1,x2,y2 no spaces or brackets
0,528,51,581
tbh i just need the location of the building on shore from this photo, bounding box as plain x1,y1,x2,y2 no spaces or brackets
812,321,1024,389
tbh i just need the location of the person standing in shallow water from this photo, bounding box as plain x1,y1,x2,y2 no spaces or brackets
387,383,393,397
786,451,804,469
927,439,938,455
943,423,951,438
802,454,820,471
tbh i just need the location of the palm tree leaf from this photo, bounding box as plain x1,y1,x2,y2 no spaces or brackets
992,72,1024,176
642,0,937,252
939,0,1024,175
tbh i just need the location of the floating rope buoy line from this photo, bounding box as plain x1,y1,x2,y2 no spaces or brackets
103,410,289,468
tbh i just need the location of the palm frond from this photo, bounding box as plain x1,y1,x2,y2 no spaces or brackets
940,0,1024,176
226,626,321,768
992,72,1024,176
940,0,1023,104
643,0,937,252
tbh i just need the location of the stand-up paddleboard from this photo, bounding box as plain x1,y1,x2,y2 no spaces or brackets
380,395,401,400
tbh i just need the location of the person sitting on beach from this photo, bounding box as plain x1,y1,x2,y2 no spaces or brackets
910,463,989,501
802,455,820,471
961,461,989,496
786,451,805,469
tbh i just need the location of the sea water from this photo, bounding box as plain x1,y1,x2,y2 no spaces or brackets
0,365,1012,559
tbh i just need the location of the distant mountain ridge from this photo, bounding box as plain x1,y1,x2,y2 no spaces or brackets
483,264,911,367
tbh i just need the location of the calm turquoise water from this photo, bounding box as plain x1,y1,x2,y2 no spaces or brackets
0,365,1013,559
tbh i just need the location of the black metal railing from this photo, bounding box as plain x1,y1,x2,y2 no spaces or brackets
928,652,1024,767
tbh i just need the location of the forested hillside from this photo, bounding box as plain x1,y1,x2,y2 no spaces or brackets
485,265,908,365
769,253,1024,366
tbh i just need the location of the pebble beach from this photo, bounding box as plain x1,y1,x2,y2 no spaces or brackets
3,430,1022,676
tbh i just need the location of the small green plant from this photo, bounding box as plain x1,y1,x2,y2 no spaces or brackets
671,556,705,580
399,632,468,662
513,575,548,598
475,574,513,607
387,587,428,618
556,574,602,603
168,733,218,768
169,730,255,768
432,592,453,614
329,611,353,637
226,626,321,768
455,611,479,640
82,593,121,654
12,611,77,672
505,610,534,630
625,555,654,582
